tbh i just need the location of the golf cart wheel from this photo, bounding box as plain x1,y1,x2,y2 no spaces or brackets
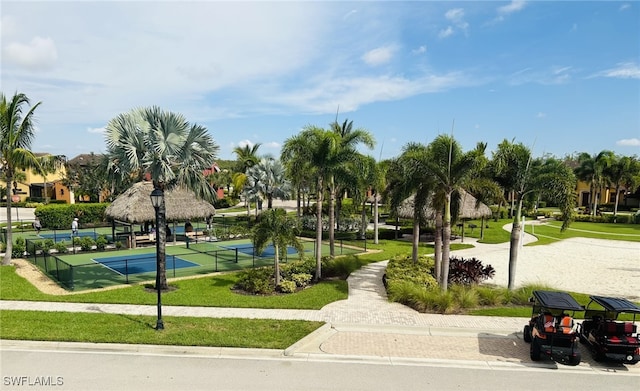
568,351,581,366
530,337,542,361
523,325,532,343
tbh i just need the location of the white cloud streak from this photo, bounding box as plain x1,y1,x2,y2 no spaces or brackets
590,62,640,79
362,46,396,66
617,138,640,147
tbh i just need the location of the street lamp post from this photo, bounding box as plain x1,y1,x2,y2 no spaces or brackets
149,188,165,331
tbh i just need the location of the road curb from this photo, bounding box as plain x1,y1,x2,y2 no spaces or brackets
284,322,334,356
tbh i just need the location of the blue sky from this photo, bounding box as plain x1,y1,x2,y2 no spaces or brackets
1,1,638,162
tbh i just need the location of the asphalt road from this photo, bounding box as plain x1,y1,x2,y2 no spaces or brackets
1,342,638,391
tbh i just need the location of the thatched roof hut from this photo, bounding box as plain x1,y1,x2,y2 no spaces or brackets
105,181,215,224
396,189,491,220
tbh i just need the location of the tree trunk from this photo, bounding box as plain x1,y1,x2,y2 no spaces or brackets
2,182,14,265
373,191,379,245
328,178,336,257
274,243,280,286
508,196,524,290
296,184,302,218
158,195,168,290
411,215,420,264
314,178,324,282
434,210,443,282
440,192,452,291
359,199,367,239
613,185,620,221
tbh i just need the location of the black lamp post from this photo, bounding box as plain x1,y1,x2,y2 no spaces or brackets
149,188,165,330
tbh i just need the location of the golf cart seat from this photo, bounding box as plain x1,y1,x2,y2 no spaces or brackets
600,322,638,344
557,315,574,334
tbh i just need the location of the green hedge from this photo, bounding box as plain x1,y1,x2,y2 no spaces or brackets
34,203,109,229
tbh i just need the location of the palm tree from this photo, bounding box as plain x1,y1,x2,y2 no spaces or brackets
386,143,435,264
233,143,261,214
328,119,375,256
604,155,636,220
105,106,219,289
1,92,49,265
234,143,261,173
492,140,576,290
252,208,304,286
574,151,614,216
245,157,291,210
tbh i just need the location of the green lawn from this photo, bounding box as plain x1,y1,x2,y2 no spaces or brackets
0,310,323,349
525,220,640,246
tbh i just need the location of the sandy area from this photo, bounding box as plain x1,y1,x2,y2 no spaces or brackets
451,232,640,300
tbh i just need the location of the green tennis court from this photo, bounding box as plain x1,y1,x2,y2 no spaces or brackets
36,238,365,291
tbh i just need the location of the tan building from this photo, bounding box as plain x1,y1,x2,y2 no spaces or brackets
0,153,72,204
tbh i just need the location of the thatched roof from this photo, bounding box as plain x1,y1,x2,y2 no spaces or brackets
105,181,215,223
397,189,492,220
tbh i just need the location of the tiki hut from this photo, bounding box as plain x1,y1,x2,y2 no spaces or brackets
396,189,492,241
105,181,216,248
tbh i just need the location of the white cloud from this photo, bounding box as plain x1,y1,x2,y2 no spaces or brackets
237,140,256,148
438,26,454,38
412,45,427,55
362,46,396,66
87,127,105,134
440,8,468,38
617,138,640,147
492,1,527,23
4,36,58,71
591,62,640,79
619,3,631,11
270,71,477,114
445,8,464,23
264,141,281,149
498,1,527,15
509,66,573,85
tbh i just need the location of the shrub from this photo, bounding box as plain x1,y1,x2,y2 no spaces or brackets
280,257,315,278
450,285,479,309
476,285,506,306
448,256,495,285
322,256,368,279
277,280,297,293
234,267,275,295
79,236,95,251
54,241,69,254
95,235,108,251
12,237,26,258
385,254,438,289
291,273,312,288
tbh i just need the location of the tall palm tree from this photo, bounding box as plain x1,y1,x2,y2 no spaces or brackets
233,143,261,214
603,154,636,220
423,135,483,291
574,151,614,216
105,106,219,289
281,127,328,281
1,92,51,265
328,119,375,256
386,143,435,265
493,140,576,290
252,208,304,286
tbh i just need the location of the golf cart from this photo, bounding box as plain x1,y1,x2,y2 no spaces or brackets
577,295,640,364
523,290,584,365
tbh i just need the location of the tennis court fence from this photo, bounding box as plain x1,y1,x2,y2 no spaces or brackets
23,237,367,291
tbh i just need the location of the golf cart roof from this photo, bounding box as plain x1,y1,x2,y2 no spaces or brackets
533,290,584,311
589,296,640,314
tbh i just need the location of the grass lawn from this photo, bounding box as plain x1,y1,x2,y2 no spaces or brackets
525,220,640,246
0,310,323,349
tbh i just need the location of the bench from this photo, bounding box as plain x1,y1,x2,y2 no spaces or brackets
135,234,156,246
